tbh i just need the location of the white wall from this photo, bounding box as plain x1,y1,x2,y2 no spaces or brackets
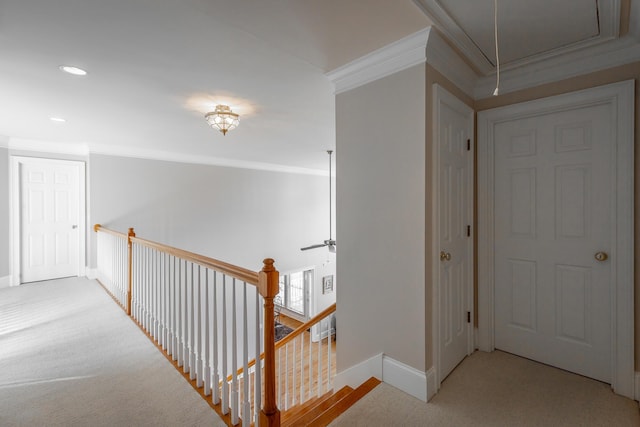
0,147,9,278
336,64,426,373
89,154,335,305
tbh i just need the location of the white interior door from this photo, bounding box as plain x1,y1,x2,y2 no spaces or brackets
19,158,82,283
433,85,474,383
493,102,613,382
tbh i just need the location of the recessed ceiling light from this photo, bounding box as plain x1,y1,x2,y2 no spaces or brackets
50,117,66,123
59,65,87,76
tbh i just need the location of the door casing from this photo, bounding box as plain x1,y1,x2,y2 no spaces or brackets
10,156,86,285
477,80,635,398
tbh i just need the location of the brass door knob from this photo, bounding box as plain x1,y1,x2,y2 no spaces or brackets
594,252,608,262
440,251,451,261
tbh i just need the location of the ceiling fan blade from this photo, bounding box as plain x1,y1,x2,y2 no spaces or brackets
300,243,328,251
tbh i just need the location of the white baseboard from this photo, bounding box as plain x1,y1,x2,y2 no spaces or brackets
334,353,383,392
335,353,429,402
85,268,97,280
0,275,11,288
635,372,640,403
382,355,428,402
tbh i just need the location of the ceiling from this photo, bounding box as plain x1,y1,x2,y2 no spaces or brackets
414,0,633,75
1,1,636,172
0,0,430,172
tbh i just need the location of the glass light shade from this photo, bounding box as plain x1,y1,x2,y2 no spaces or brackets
205,105,239,135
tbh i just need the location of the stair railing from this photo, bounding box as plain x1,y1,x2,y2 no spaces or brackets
275,304,336,412
94,224,281,426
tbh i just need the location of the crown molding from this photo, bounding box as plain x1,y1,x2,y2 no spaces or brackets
0,135,9,148
88,143,328,176
6,137,326,176
424,30,478,98
412,0,493,75
474,34,640,99
9,138,89,156
326,28,431,94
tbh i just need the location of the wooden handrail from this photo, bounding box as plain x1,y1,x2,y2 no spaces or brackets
275,303,336,349
229,302,337,381
130,236,260,285
94,223,128,239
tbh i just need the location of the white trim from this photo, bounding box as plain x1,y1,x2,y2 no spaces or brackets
0,276,10,288
431,84,475,391
334,353,429,402
477,80,635,399
9,138,89,157
334,353,383,391
326,28,430,94
85,268,97,280
425,30,478,98
10,156,87,285
382,355,427,402
0,135,9,148
8,137,327,177
474,35,640,98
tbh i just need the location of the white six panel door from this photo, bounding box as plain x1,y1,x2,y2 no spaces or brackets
493,103,611,382
20,160,80,283
435,86,473,381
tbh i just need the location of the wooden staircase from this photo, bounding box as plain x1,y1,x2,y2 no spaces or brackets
281,377,381,427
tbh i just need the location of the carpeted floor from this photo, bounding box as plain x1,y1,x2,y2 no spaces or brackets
330,350,640,426
0,277,225,427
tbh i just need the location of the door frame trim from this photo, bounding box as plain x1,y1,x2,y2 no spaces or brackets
10,156,86,285
477,80,635,398
432,84,475,390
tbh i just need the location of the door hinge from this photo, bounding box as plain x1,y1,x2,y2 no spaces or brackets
467,311,471,323
467,139,471,151
467,225,471,237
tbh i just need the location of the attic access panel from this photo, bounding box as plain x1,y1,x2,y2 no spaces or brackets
415,0,620,74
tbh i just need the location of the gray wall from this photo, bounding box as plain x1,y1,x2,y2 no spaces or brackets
89,154,334,280
0,147,9,278
336,64,426,373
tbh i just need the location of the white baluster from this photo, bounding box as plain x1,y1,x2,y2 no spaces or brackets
204,268,211,396
212,271,220,405
328,315,332,391
177,259,184,368
196,265,203,387
187,263,194,379
221,274,229,415
309,329,313,396
292,336,297,407
317,322,322,397
183,260,189,374
285,343,289,410
231,278,239,425
254,291,261,426
242,282,250,424
300,332,305,403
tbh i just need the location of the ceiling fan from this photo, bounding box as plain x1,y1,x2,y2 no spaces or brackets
301,150,336,253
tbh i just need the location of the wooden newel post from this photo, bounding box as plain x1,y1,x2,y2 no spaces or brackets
126,227,136,316
258,258,281,427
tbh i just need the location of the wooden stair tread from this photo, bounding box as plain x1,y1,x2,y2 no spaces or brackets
281,394,327,424
306,377,381,427
282,386,354,427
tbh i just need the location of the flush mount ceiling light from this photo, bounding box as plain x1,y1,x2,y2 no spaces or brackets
59,65,88,76
205,105,239,136
49,117,66,122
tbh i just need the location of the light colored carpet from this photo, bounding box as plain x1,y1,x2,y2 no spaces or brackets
330,351,640,427
0,277,225,427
